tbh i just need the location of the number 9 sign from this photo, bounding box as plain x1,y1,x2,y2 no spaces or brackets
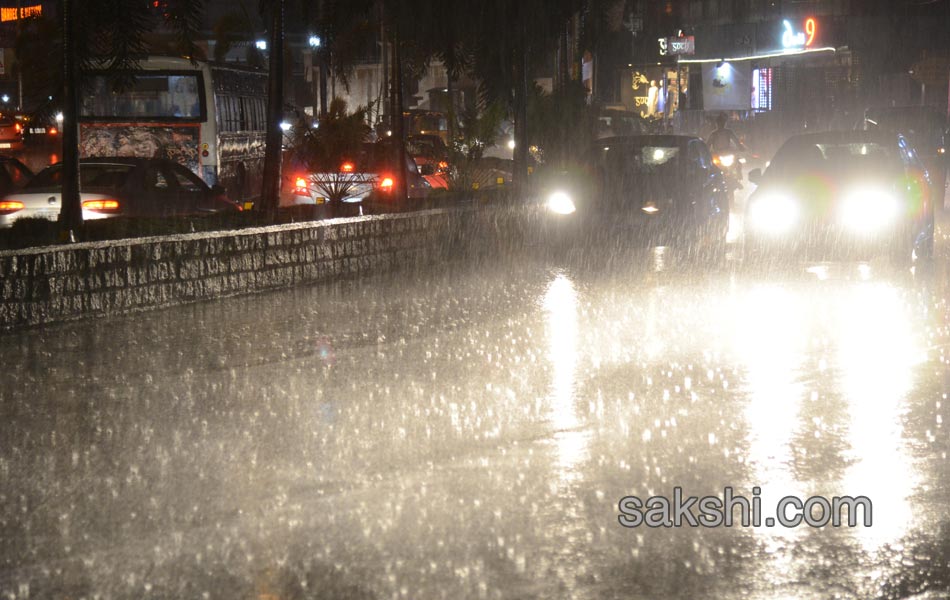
804,17,817,47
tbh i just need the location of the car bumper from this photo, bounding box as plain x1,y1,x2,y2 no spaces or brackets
539,210,721,246
745,220,915,258
0,139,25,151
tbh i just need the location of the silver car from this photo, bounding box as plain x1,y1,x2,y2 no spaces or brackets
0,158,240,228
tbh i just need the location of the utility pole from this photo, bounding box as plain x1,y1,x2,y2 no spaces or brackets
512,6,529,190
60,0,82,235
391,18,407,203
15,0,22,110
260,0,284,220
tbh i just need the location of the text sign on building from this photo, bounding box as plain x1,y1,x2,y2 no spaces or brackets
781,17,817,49
0,4,42,21
658,36,695,56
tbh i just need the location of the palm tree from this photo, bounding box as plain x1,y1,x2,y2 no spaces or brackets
59,0,206,236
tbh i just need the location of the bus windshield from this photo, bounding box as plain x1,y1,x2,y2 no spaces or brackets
81,73,204,120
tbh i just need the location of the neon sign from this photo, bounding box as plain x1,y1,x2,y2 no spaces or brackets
0,5,41,21
781,17,817,49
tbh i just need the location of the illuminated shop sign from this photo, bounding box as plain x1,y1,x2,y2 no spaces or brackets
0,4,42,21
658,36,695,56
781,17,817,49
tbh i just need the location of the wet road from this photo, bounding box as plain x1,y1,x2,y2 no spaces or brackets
2,236,950,599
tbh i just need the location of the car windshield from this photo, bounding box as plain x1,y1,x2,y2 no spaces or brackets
407,137,445,157
25,164,135,190
767,140,899,178
592,144,682,182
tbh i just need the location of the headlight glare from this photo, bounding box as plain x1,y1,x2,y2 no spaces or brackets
839,187,899,232
546,191,576,215
748,192,799,234
717,154,735,168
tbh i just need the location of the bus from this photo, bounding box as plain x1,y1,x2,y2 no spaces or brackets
79,56,268,207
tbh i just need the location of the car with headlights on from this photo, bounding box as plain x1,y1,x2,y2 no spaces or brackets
0,158,239,228
539,135,730,253
744,131,934,264
864,106,947,207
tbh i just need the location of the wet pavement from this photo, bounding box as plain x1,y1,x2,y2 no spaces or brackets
2,232,950,599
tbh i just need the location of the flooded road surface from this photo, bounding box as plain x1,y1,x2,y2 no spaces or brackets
1,237,949,599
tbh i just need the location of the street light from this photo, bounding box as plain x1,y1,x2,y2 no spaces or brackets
308,35,321,48
255,40,267,51
1,95,9,104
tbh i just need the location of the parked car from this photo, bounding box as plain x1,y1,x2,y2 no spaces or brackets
538,135,730,252
0,157,240,228
0,114,25,152
864,106,948,208
745,130,934,264
0,156,32,196
281,139,431,207
407,134,451,189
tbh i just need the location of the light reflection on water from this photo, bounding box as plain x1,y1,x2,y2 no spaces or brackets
542,272,588,479
836,283,922,552
731,284,809,543
728,276,927,592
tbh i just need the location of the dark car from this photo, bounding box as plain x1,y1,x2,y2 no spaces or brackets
539,135,730,251
0,156,32,195
282,139,430,206
0,157,239,227
745,130,933,264
407,134,451,189
864,106,948,208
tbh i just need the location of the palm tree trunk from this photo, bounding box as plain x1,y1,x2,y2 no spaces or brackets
512,12,529,190
59,0,82,237
392,22,407,202
260,0,285,220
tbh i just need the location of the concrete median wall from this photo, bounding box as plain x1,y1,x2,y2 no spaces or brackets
0,208,510,330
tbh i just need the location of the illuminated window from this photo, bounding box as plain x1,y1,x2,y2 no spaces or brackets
752,67,772,112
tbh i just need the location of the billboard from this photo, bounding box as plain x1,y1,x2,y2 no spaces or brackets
701,62,752,111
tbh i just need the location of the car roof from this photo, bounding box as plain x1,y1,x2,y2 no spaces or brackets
596,135,699,147
783,130,901,146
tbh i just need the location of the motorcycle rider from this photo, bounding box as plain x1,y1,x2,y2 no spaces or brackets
706,113,746,188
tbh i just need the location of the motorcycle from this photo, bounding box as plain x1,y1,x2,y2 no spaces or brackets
712,150,745,192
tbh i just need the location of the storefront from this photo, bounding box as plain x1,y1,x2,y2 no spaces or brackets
678,16,854,121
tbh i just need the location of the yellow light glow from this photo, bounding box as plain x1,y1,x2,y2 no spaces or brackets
1,5,41,21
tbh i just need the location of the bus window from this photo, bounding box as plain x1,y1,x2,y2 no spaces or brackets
80,73,204,120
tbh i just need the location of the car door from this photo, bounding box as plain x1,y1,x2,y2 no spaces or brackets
165,162,213,214
898,135,933,236
141,163,180,217
684,141,713,224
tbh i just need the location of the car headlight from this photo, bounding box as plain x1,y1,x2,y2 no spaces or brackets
839,187,899,232
748,192,799,234
546,191,576,215
717,154,735,168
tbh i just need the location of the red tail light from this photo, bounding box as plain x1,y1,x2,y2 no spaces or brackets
438,161,448,170
13,123,21,133
340,162,355,173
48,127,58,135
82,199,121,213
379,176,394,191
0,200,24,215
